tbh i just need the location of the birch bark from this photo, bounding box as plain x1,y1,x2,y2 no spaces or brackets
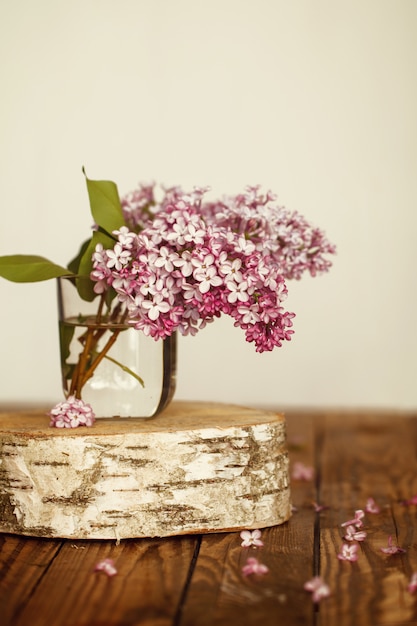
0,402,291,539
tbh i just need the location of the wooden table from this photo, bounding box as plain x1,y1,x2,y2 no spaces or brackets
1,407,417,625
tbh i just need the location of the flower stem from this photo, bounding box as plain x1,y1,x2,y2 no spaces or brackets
69,327,96,398
79,328,121,389
66,299,130,400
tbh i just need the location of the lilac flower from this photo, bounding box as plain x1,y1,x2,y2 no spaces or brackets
154,246,179,272
380,535,406,555
94,558,117,577
291,462,314,481
365,497,381,514
343,524,367,542
242,557,269,576
313,502,329,513
194,264,223,294
408,572,417,593
402,494,417,506
341,509,365,528
49,396,95,428
105,243,132,271
226,280,249,304
141,294,171,321
218,255,243,283
240,529,264,548
90,183,335,352
304,576,331,603
337,543,359,562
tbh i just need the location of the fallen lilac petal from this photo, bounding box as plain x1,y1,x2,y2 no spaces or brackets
292,462,314,481
304,576,330,603
313,502,329,513
408,572,417,593
94,558,117,577
337,543,359,562
380,535,406,555
242,557,269,576
402,495,417,506
365,497,381,514
343,524,367,542
341,509,365,528
240,529,264,548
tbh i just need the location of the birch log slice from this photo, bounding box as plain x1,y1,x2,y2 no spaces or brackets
0,401,291,539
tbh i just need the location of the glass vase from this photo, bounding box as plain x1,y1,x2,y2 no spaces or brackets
57,276,177,418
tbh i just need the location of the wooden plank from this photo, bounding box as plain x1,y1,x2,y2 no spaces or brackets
0,534,63,625
0,402,290,539
179,410,318,626
179,513,317,625
316,411,417,626
8,535,198,626
4,409,417,625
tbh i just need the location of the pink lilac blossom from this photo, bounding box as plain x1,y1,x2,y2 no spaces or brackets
343,525,367,542
402,494,417,506
49,396,95,428
90,184,335,353
365,497,381,514
94,558,117,577
408,572,417,593
337,543,359,562
291,462,314,481
313,502,329,513
304,576,331,603
341,509,365,528
242,557,269,576
240,529,264,548
380,535,406,555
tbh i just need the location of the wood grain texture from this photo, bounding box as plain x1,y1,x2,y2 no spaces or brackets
315,411,417,626
0,534,62,625
0,402,291,539
3,536,199,626
1,408,417,626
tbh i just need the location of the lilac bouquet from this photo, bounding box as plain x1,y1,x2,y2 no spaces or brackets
92,183,335,352
0,172,335,425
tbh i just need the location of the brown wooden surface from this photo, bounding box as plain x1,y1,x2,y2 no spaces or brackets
1,407,417,625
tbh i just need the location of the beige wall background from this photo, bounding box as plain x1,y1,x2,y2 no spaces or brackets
0,0,416,410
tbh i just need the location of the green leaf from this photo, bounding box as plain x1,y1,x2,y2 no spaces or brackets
0,255,73,282
67,238,91,275
76,230,117,301
77,229,117,277
83,168,126,234
59,321,75,369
